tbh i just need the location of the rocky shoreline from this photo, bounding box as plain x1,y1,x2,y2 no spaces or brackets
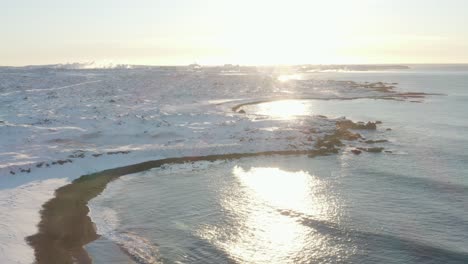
3,77,443,177
26,116,393,263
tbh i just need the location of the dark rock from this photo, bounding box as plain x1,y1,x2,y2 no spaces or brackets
397,92,426,98
386,128,392,131
279,210,291,216
109,99,116,103
92,153,103,157
10,171,15,175
68,152,85,158
363,122,377,130
20,168,31,173
238,109,246,114
351,149,362,155
336,129,362,140
106,151,131,155
364,139,388,144
56,159,72,165
36,162,45,168
384,150,393,153
367,147,384,153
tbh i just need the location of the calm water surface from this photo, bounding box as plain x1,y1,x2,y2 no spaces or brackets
87,65,468,263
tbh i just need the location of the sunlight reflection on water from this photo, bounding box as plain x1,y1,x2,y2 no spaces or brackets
198,166,344,263
256,100,310,119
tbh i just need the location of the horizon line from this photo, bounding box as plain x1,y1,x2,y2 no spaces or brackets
2,62,468,68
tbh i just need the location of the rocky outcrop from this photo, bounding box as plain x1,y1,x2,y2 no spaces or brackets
314,119,368,154
336,120,378,130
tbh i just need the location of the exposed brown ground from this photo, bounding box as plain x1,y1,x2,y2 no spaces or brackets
27,150,339,264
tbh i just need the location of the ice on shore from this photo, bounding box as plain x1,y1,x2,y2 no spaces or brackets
0,66,399,263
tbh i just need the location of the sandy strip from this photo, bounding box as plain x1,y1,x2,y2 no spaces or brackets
27,149,338,264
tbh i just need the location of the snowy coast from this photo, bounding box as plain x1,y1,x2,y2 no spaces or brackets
0,65,428,263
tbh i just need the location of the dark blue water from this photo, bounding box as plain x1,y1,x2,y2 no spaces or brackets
87,65,468,263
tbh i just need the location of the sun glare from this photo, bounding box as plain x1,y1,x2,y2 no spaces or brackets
277,74,302,82
256,100,310,119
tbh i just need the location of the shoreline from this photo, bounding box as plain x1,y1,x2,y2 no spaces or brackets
3,77,443,178
26,114,387,263
26,149,339,264
0,67,458,264
230,93,443,113
25,100,393,263
9,77,432,263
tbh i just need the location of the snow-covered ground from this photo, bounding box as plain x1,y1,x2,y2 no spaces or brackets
0,66,400,263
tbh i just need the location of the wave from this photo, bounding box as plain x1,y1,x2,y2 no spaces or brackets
88,179,161,264
107,231,162,264
361,169,468,196
279,208,468,263
89,200,161,263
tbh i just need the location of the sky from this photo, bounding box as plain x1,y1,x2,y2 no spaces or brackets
1,0,468,66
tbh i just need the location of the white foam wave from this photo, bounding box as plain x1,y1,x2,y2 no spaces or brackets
108,231,162,264
89,204,161,264
89,175,161,264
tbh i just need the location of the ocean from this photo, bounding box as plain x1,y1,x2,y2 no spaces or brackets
86,65,468,263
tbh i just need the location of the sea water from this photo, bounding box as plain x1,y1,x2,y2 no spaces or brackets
87,65,468,263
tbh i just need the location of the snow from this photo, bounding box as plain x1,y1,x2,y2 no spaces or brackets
0,66,395,263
